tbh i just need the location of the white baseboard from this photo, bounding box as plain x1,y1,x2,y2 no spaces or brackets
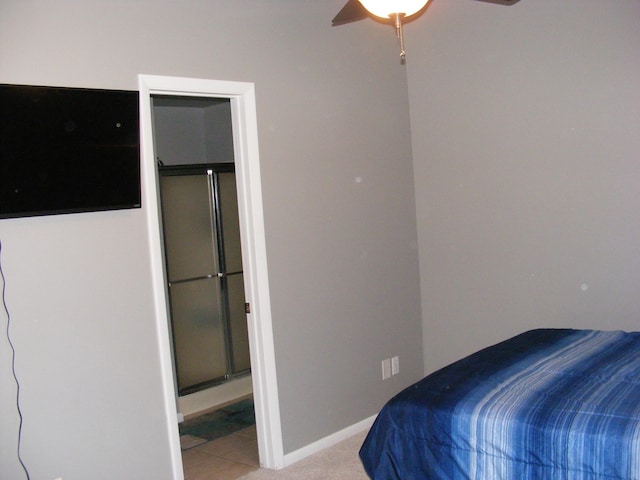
282,414,377,468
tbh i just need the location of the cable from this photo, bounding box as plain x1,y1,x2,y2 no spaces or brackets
0,240,31,480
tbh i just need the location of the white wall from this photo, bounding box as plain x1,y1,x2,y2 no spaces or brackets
407,0,640,373
0,1,424,478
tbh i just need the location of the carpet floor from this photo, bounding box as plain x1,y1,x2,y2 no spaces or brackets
237,430,369,480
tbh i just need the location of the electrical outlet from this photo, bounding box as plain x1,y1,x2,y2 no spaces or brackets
382,358,392,380
391,356,400,375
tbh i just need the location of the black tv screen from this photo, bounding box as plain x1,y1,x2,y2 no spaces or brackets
0,84,141,219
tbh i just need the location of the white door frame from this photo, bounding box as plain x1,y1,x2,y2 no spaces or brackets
138,74,283,477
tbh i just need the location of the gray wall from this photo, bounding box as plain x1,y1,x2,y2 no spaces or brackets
407,0,640,373
7,1,633,478
153,99,235,165
0,1,423,478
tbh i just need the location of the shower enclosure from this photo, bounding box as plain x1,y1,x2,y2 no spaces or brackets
159,163,251,396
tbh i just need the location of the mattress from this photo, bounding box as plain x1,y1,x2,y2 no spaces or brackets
360,329,640,479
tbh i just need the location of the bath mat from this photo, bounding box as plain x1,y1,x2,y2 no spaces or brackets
179,397,255,449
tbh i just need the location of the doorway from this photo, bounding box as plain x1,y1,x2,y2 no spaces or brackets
152,93,249,397
138,75,284,476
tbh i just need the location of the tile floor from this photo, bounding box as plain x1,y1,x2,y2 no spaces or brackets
181,424,260,480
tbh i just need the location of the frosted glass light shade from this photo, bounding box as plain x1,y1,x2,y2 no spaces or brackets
358,0,430,19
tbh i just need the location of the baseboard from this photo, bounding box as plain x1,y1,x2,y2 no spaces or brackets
282,414,377,468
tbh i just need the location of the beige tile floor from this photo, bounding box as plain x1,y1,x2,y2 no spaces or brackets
181,425,260,480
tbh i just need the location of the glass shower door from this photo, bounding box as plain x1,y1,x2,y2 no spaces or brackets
161,172,227,393
169,278,227,387
160,166,250,395
218,172,251,372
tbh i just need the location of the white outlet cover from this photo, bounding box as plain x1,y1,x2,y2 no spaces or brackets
382,359,392,380
391,356,400,375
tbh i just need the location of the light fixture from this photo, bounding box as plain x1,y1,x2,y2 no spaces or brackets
357,0,430,61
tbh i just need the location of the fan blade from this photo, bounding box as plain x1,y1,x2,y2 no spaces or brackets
332,0,368,26
475,0,520,4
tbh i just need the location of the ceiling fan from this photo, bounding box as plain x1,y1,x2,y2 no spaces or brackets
332,0,521,61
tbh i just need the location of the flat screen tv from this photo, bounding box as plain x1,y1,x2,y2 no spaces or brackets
0,83,141,219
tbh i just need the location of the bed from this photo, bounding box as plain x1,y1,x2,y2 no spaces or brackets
360,329,640,479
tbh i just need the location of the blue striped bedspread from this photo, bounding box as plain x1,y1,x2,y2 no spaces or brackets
360,329,640,479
